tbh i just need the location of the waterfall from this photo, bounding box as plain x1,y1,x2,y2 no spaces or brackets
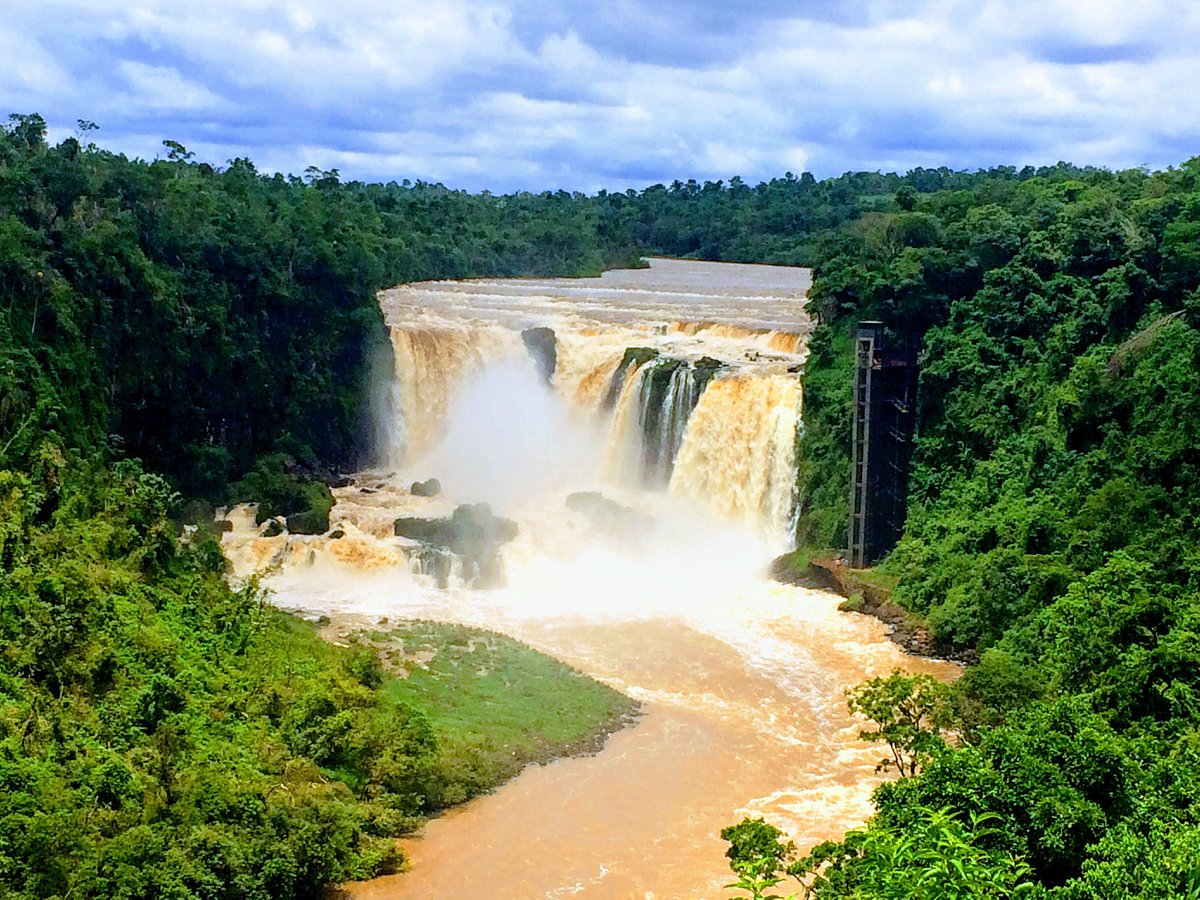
603,355,724,488
604,358,649,484
366,265,809,544
669,373,801,541
650,363,699,483
385,325,518,467
377,323,801,543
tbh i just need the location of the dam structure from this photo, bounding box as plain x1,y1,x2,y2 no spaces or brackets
221,259,955,899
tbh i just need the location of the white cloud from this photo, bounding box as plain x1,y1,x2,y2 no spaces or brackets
2,0,1200,189
117,61,227,110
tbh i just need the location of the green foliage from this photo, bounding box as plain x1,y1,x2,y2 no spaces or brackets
758,155,1200,900
795,807,1040,899
0,458,432,896
846,670,952,777
721,819,797,900
0,114,639,496
721,807,1040,900
1060,820,1200,899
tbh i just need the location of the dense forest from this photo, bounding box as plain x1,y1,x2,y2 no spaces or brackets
723,165,1200,894
4,108,1200,896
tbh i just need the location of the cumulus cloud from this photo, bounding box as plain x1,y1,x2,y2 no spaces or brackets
1,0,1198,189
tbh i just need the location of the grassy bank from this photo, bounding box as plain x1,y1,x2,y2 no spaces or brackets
327,620,639,807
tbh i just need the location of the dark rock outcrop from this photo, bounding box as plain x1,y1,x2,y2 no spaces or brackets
521,327,557,385
408,544,454,589
410,477,442,497
565,491,654,534
394,503,519,588
286,505,331,535
601,347,660,410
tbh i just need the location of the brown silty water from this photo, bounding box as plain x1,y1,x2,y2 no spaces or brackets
220,259,958,899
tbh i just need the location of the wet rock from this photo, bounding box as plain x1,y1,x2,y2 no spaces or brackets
602,347,660,410
329,529,345,540
521,326,557,385
286,506,330,535
407,544,455,589
411,477,442,497
215,519,234,534
621,346,661,369
565,492,654,534
262,519,286,538
394,503,519,589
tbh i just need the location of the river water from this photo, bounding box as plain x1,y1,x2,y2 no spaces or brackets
221,259,956,899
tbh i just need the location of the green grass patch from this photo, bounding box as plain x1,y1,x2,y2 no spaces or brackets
852,565,900,593
839,591,866,613
377,621,638,806
772,545,830,573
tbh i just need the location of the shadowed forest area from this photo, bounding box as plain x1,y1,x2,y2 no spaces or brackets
3,111,1200,896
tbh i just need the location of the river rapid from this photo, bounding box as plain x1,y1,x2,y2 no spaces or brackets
221,259,956,899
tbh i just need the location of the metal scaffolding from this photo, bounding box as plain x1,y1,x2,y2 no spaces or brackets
848,322,917,568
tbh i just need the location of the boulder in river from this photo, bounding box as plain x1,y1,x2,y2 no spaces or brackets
394,503,519,588
566,491,654,534
407,544,455,589
410,477,442,497
286,506,331,535
261,518,286,538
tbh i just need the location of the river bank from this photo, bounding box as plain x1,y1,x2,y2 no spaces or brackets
769,549,978,664
309,612,640,809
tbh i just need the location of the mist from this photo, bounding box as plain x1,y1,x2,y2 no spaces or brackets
412,355,606,514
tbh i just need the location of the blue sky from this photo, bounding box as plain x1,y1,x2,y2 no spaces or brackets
4,0,1200,191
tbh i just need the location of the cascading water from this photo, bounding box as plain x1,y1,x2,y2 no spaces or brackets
635,358,716,487
385,324,518,466
669,373,802,539
221,259,956,899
